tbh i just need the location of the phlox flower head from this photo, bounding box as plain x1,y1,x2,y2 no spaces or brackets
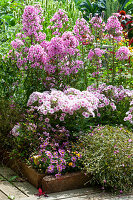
27,44,48,67
47,37,66,59
48,9,68,36
105,15,123,40
115,46,130,60
73,18,94,43
62,31,79,49
22,5,44,36
10,124,20,137
11,39,24,50
90,16,105,33
88,48,105,60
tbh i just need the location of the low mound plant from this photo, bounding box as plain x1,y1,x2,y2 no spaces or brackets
80,125,133,193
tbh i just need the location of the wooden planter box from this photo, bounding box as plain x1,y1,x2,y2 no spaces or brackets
1,151,91,193
42,171,90,194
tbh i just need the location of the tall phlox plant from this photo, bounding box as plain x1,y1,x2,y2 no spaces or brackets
73,18,94,45
22,5,44,38
89,16,105,39
105,15,123,41
6,6,84,91
47,9,69,36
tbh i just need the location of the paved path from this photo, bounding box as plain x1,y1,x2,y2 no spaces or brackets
0,165,133,200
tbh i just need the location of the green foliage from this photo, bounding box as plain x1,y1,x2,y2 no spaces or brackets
124,2,133,15
80,125,133,193
79,0,99,19
118,0,130,10
105,0,119,21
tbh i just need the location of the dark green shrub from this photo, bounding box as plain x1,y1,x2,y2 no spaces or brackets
80,125,133,193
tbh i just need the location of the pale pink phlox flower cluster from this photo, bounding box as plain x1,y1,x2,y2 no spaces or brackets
88,48,105,60
22,5,44,37
59,59,83,75
10,124,20,137
87,83,133,122
105,16,123,41
47,37,67,59
87,84,115,112
48,9,69,36
115,46,130,60
73,18,94,43
90,16,105,31
28,44,48,68
62,31,79,51
124,105,133,124
11,39,24,50
27,88,100,121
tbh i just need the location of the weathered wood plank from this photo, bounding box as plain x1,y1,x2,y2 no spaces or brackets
13,181,37,197
0,166,17,179
0,166,37,198
0,180,26,199
0,190,9,200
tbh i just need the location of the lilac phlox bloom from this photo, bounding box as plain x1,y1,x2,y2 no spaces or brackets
115,46,130,60
11,39,24,49
105,15,123,40
22,5,44,37
88,48,105,60
10,124,20,137
73,18,94,43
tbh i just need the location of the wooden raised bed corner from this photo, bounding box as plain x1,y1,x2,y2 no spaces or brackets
1,151,91,193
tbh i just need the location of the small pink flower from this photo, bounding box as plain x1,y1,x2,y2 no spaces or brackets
45,118,50,123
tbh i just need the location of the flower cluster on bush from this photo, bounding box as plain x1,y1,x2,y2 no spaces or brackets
105,15,123,41
22,5,44,37
116,46,130,60
73,18,94,45
80,125,133,193
87,83,133,123
10,112,82,177
89,16,105,40
48,9,69,36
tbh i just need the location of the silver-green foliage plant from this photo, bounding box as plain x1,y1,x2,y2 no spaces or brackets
105,0,120,21
80,125,133,193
